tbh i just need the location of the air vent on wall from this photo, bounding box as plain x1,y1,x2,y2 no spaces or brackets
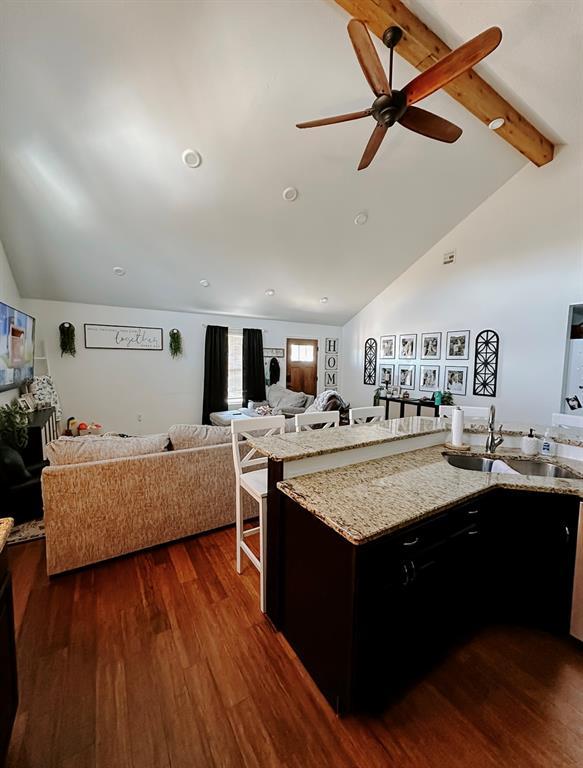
443,250,456,265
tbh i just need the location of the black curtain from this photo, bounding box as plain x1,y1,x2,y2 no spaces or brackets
243,328,266,405
202,325,228,424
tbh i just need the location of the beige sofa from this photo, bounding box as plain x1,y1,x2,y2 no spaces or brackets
42,427,254,576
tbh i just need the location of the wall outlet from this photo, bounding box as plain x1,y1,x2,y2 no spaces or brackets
443,250,456,265
137,414,143,422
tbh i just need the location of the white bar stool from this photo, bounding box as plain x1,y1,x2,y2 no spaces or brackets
294,411,340,432
231,415,285,612
349,405,385,425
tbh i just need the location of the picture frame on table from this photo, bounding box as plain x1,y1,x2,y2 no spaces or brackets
17,394,36,413
379,335,396,359
419,365,440,392
446,330,470,360
398,364,416,390
399,334,417,359
444,366,468,395
379,364,394,388
421,332,442,360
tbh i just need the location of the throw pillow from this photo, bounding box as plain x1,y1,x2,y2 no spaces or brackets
46,433,170,466
267,384,307,410
168,424,232,450
0,442,32,486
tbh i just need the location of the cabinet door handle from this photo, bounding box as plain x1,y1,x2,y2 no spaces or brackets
400,562,410,587
467,509,479,515
565,525,570,545
403,537,419,547
468,529,479,535
408,560,416,583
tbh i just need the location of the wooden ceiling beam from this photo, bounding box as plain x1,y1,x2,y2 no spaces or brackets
332,0,554,166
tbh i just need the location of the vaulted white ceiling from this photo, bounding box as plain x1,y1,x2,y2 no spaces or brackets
0,0,574,324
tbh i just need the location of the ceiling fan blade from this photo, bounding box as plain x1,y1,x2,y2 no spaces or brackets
403,27,502,106
347,19,391,97
296,109,372,129
358,123,388,170
398,106,462,143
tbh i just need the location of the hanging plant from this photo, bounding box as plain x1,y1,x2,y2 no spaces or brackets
169,329,183,358
59,322,76,356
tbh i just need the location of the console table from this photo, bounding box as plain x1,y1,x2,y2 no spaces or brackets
376,395,439,420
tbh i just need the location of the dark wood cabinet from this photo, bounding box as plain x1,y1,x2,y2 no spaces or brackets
481,491,578,632
271,489,580,714
0,556,18,767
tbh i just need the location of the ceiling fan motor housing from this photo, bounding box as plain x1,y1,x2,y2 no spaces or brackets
372,91,407,127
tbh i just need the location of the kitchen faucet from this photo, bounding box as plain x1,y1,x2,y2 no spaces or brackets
485,405,504,453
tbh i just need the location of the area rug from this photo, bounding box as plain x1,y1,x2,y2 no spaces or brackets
8,519,45,545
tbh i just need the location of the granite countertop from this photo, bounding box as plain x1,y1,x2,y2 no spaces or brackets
0,518,14,555
464,421,583,448
277,446,583,545
246,416,449,461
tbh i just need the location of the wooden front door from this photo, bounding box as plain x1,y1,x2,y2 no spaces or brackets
286,338,318,396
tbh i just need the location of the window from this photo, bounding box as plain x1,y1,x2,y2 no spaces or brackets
290,343,314,363
228,331,243,407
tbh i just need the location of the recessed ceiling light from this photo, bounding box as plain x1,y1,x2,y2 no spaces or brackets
199,279,210,287
488,117,505,130
354,211,368,225
320,296,329,304
265,288,276,296
112,266,126,276
282,186,298,202
182,149,202,168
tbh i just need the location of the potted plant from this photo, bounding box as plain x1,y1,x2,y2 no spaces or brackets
0,401,29,451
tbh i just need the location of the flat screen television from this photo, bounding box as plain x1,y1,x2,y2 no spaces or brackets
0,301,35,392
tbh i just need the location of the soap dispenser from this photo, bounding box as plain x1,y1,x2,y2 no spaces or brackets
521,428,539,456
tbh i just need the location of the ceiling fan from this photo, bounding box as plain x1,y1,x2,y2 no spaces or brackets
296,20,502,170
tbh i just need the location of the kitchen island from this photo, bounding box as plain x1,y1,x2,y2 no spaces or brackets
247,419,583,714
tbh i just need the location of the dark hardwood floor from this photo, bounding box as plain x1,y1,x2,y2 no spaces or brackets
5,528,583,768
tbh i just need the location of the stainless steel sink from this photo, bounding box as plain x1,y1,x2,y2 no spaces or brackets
444,453,580,480
504,459,579,479
445,454,495,473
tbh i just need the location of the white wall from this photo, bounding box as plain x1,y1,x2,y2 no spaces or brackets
0,239,23,406
23,298,341,434
342,145,583,425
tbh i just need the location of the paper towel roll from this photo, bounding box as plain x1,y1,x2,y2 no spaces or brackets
451,407,464,447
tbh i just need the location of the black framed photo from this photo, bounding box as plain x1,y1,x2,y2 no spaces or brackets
379,363,394,388
398,364,416,390
445,366,468,395
421,332,442,360
419,364,440,392
399,334,417,359
446,330,470,360
379,335,396,359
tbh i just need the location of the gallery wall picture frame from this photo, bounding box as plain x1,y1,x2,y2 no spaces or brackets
379,363,395,388
325,338,339,354
398,364,416,390
446,330,470,360
473,329,499,397
84,324,163,351
399,334,417,359
363,337,377,385
379,335,396,360
324,371,338,388
419,364,441,392
325,354,338,371
263,347,284,358
445,365,468,396
421,332,442,360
